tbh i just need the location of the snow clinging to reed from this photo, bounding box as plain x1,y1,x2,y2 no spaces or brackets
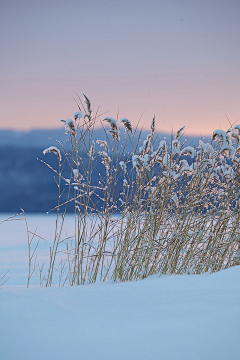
43,146,62,161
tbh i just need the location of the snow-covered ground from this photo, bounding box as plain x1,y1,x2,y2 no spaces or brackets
1,214,240,360
0,213,77,286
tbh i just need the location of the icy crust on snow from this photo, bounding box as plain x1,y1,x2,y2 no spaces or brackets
1,266,240,360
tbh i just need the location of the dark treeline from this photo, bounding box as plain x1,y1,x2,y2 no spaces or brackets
0,145,237,214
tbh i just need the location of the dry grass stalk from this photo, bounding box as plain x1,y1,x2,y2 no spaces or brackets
27,93,240,286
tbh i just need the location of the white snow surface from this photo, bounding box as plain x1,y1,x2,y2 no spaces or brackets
1,214,240,359
1,266,240,360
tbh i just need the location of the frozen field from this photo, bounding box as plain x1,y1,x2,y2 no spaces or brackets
0,213,76,286
1,214,240,359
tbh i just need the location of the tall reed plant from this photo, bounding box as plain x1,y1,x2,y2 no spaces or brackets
28,93,240,286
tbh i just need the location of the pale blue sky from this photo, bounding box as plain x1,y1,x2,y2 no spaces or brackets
1,0,240,135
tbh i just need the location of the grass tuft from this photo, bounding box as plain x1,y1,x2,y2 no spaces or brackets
27,94,240,286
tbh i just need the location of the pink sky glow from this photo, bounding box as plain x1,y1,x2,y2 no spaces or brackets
1,0,240,136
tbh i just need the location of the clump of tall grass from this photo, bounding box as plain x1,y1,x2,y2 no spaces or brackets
28,93,240,286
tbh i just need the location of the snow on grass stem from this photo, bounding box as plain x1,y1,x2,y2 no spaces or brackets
27,93,240,286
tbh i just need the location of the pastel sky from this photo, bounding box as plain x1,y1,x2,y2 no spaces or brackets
1,0,240,136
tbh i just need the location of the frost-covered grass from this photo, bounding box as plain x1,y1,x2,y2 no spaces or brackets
26,93,240,286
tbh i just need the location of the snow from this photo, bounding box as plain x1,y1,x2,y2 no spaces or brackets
180,145,195,158
73,111,82,120
119,160,127,173
1,267,240,360
42,146,62,161
103,117,118,130
120,118,133,133
1,214,240,359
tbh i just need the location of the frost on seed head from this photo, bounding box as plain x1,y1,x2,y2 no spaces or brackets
163,153,170,166
233,124,240,135
65,118,76,136
199,140,214,157
98,150,111,173
103,117,120,141
108,129,120,141
180,146,195,158
227,127,240,143
139,134,152,155
132,153,150,170
103,117,118,131
73,169,84,182
152,140,167,158
151,115,155,135
179,159,193,174
84,114,91,121
96,140,109,153
82,93,92,114
43,146,62,162
88,141,95,159
142,154,150,170
176,126,186,140
215,163,234,178
73,111,82,120
132,155,140,169
120,118,133,133
119,161,127,174
221,143,235,158
212,129,236,158
212,129,227,143
171,139,180,155
73,169,78,179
